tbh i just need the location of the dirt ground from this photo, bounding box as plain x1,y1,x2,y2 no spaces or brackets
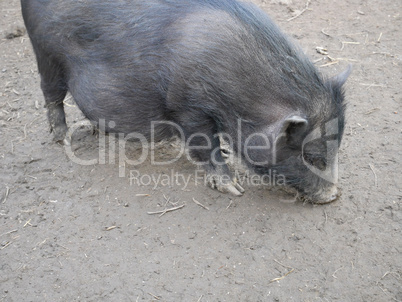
0,0,401,301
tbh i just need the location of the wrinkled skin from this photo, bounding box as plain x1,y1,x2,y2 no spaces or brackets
21,0,350,203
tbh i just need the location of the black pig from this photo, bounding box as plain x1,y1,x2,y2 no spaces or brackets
21,0,350,203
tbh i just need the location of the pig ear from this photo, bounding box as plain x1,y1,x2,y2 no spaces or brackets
277,115,308,146
331,65,352,87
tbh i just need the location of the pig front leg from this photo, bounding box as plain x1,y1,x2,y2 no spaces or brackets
188,131,244,196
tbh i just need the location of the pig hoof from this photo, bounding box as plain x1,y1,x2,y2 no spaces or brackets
207,175,245,196
232,178,245,193
51,125,68,144
62,136,71,146
302,186,341,204
220,147,232,158
216,182,244,196
55,136,71,146
54,130,71,146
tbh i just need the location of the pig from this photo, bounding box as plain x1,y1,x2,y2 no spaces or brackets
21,0,350,204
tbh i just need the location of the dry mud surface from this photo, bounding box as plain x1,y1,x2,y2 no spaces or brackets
0,0,401,301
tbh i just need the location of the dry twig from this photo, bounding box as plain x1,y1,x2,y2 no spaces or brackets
341,41,360,51
2,186,10,203
104,226,118,231
332,267,344,278
364,108,380,115
359,83,386,88
287,0,311,22
193,198,209,210
0,229,17,237
147,204,185,216
377,32,383,42
381,271,401,280
321,29,331,37
148,293,161,300
270,259,295,283
1,242,12,250
270,268,295,283
369,164,378,187
320,61,339,67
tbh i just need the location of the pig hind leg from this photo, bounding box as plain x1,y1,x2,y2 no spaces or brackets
37,53,68,144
